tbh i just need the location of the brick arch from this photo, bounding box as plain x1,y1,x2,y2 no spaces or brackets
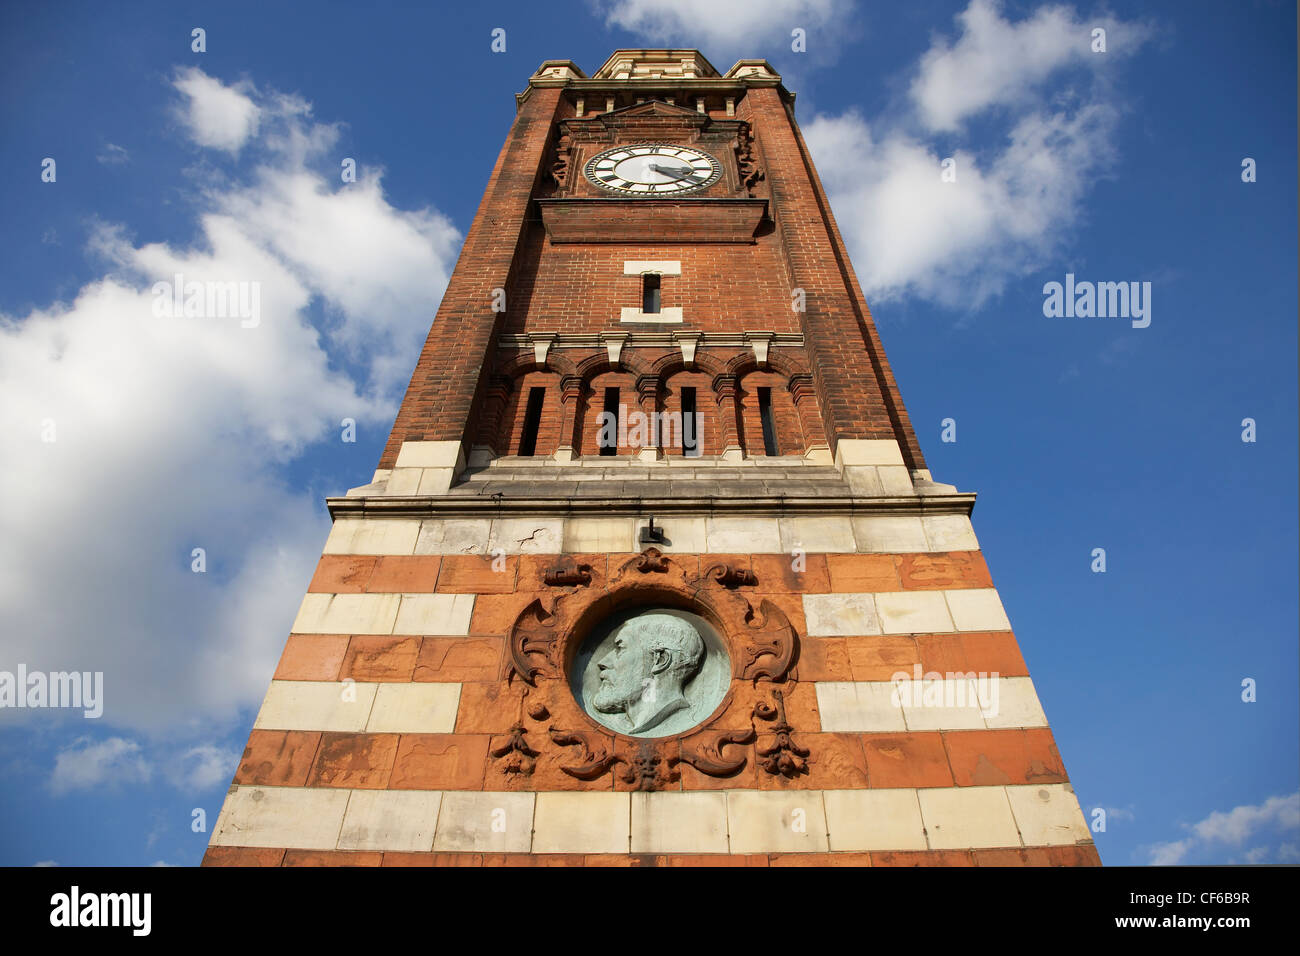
734,366,825,457
658,364,726,457
649,350,728,379
493,350,579,380
486,368,565,457
574,350,653,382
723,350,811,380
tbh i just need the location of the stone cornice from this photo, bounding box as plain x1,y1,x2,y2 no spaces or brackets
518,77,791,110
326,493,977,520
495,330,804,351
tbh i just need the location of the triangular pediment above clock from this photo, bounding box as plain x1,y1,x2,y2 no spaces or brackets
607,99,703,119
565,99,747,144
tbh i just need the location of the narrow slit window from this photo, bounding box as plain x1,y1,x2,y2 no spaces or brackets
517,387,545,457
681,387,699,457
599,386,620,456
642,274,661,314
758,387,778,456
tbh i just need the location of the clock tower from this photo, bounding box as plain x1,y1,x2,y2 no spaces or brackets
205,50,1097,867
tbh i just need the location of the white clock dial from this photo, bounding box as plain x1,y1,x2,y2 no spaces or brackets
584,144,722,196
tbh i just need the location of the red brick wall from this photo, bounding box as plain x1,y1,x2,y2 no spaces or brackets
503,229,801,337
377,79,928,470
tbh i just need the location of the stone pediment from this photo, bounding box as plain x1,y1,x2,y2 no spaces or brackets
563,98,745,146
607,99,704,119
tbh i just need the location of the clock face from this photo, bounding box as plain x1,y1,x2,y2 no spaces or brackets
584,144,722,196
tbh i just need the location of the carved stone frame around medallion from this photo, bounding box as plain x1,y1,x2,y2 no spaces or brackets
492,547,810,791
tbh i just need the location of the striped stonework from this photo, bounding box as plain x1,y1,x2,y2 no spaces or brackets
207,455,1097,866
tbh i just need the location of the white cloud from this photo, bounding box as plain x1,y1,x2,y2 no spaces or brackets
172,67,261,153
804,0,1147,309
595,0,853,58
1144,791,1300,865
167,744,239,792
1146,838,1192,866
1188,792,1300,844
806,102,1116,308
910,0,1148,132
50,737,152,794
0,69,459,736
97,143,130,165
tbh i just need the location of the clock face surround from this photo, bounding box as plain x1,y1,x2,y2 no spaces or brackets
583,143,722,196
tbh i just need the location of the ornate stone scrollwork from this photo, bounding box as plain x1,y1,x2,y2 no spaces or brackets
735,124,765,195
547,130,572,190
678,726,755,778
632,546,670,574
506,598,562,686
702,561,758,588
754,688,809,778
488,723,541,776
548,727,620,780
737,599,796,681
499,546,805,787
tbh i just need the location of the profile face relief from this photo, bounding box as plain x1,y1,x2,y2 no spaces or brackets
592,613,705,735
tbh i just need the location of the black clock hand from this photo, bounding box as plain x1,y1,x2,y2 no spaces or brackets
647,161,692,179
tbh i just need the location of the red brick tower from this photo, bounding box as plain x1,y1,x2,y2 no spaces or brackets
205,50,1097,867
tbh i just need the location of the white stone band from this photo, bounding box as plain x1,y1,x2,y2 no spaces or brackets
210,783,1091,855
814,677,1047,731
253,680,461,733
321,513,980,556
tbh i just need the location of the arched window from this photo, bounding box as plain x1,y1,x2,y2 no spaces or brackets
499,372,560,456
738,370,802,457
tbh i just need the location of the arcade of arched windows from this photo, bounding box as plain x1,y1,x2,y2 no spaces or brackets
478,360,826,460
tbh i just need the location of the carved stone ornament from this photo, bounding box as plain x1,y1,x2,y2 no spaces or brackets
754,688,809,778
542,561,593,587
500,547,804,789
488,723,541,776
735,123,765,195
506,548,795,689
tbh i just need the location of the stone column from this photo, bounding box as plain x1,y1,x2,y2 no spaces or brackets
712,373,744,462
635,374,662,462
788,373,830,463
554,375,584,462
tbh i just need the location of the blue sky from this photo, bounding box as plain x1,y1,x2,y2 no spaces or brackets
0,0,1295,866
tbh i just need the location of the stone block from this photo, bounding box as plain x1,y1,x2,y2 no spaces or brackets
631,791,729,854
532,792,631,854
803,593,881,637
726,790,829,854
434,791,536,853
338,789,443,852
814,681,906,732
823,788,928,851
917,786,1021,849
211,785,350,849
365,682,460,733
253,680,377,732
